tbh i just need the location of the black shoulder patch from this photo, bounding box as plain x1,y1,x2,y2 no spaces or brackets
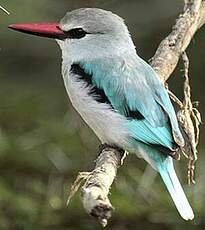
70,64,146,120
126,109,145,120
70,64,112,105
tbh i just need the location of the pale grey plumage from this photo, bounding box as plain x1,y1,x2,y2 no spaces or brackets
58,8,136,63
8,7,194,221
60,8,128,35
56,8,193,220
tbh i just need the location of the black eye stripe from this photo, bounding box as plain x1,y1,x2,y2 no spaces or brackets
64,28,88,39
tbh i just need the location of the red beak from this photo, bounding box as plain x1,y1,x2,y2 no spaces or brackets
8,23,67,39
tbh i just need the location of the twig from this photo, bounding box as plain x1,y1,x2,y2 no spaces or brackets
0,5,10,15
177,52,201,184
67,172,91,205
68,0,204,226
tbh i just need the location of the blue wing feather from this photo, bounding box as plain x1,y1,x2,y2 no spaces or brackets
81,56,184,150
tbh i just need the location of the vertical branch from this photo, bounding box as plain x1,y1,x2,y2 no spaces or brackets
177,52,202,184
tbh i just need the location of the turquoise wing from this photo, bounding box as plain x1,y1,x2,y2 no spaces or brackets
81,57,184,150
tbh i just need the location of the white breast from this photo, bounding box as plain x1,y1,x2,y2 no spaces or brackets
63,72,130,147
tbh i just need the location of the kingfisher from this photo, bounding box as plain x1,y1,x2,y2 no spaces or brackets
9,8,194,220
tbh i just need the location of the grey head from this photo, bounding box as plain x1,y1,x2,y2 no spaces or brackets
57,8,136,62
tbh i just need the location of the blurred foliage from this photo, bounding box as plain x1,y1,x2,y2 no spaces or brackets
0,0,205,229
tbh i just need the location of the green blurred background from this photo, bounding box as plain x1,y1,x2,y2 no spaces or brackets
0,0,205,229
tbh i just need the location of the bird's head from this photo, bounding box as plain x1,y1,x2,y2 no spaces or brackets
9,8,136,62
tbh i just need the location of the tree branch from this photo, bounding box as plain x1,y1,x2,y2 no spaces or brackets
81,146,124,227
150,0,205,81
69,0,204,226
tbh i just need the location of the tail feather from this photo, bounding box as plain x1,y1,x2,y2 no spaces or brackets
159,158,194,220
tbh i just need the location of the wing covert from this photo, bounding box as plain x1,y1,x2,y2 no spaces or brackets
80,57,184,150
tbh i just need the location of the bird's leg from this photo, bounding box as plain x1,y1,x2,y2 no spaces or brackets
99,143,127,165
99,143,124,155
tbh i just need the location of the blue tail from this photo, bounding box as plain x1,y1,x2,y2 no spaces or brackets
158,157,194,220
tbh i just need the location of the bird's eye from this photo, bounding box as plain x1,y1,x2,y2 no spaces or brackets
66,28,87,39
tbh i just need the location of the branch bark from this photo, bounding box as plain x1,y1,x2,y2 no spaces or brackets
81,146,124,227
150,0,205,81
73,0,205,226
